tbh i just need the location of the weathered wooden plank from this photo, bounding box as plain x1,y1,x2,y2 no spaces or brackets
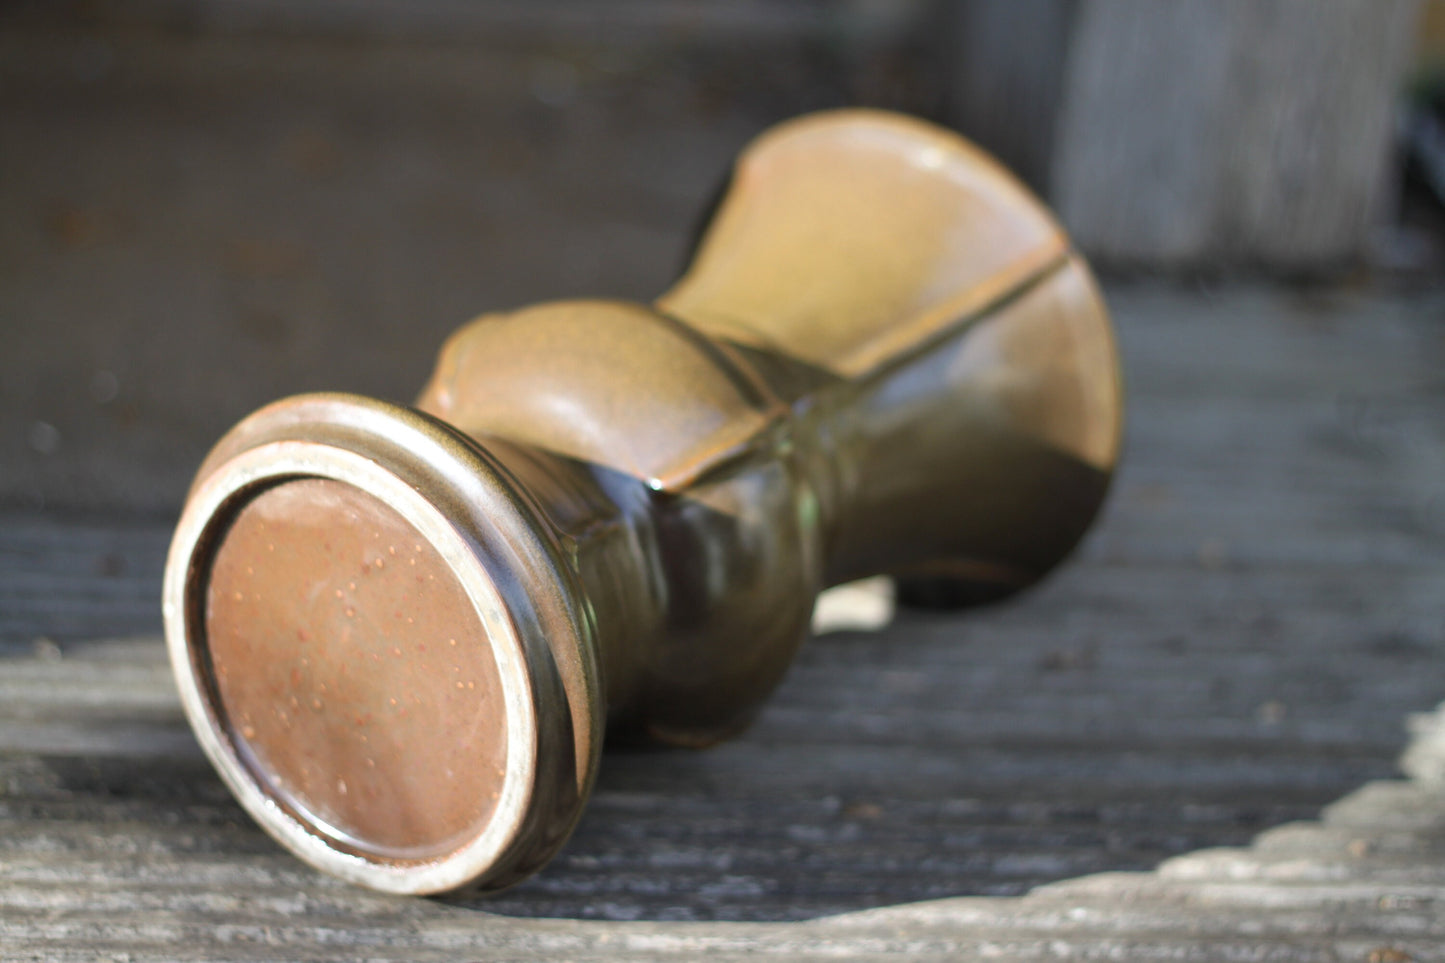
1051,0,1421,268
3,281,1443,936
943,1,1423,269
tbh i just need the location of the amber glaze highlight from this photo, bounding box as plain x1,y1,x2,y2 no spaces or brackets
163,110,1123,895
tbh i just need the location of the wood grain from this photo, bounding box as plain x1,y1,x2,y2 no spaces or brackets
2,283,1444,957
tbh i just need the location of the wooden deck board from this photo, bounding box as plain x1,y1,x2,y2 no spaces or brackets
2,284,1444,957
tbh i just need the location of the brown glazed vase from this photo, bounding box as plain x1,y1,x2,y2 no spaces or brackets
163,109,1123,895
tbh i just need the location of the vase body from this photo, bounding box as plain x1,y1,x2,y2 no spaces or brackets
163,110,1122,895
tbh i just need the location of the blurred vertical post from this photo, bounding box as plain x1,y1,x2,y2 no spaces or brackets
943,0,1422,272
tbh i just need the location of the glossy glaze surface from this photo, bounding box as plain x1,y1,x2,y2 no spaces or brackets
165,109,1124,895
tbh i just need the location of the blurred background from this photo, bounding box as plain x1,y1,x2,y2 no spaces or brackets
2,0,1441,523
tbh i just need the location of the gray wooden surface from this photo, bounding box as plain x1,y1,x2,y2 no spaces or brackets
1049,0,1420,269
3,284,1444,958
941,0,1423,269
